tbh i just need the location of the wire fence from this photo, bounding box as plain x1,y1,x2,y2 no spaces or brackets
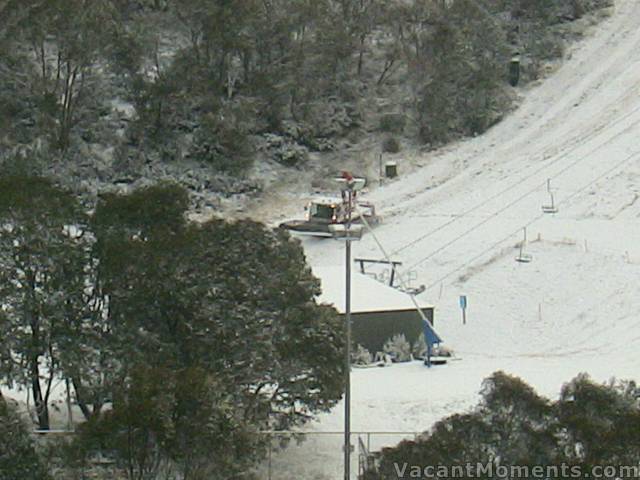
28,427,422,479
254,430,423,480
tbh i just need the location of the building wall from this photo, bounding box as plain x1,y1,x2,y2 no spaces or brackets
349,308,434,354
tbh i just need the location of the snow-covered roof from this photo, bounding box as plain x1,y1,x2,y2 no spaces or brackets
313,266,433,314
309,197,342,205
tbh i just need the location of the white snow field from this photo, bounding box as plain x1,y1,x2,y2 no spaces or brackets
263,1,640,478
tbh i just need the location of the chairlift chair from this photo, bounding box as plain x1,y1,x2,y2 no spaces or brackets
542,192,558,214
515,227,533,263
541,179,559,214
515,248,533,263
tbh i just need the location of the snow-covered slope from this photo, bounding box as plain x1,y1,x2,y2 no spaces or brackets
267,1,640,477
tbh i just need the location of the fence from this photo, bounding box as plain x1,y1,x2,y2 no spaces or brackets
255,431,423,480
29,428,422,479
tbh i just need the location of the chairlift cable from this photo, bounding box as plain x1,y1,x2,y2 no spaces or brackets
389,91,640,259
354,203,438,339
420,149,640,292
404,112,640,272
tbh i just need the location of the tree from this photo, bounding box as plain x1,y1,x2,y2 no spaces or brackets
110,1,260,172
55,182,193,423
0,176,88,430
79,183,345,476
78,364,260,480
395,0,509,144
7,0,118,152
370,372,553,479
362,372,640,480
479,371,558,468
0,2,42,150
77,365,178,480
556,374,640,473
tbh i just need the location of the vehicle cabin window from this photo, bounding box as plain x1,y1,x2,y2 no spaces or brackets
310,203,336,220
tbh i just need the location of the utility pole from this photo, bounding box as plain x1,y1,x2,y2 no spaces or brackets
330,171,364,480
344,185,352,480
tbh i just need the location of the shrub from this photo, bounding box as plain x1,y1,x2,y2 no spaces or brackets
295,98,360,140
352,344,373,365
381,136,401,154
379,113,406,134
0,398,50,480
276,143,309,167
411,333,427,359
190,121,254,175
261,133,309,167
383,334,412,362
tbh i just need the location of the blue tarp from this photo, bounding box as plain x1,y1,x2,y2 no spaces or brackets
423,320,442,347
424,320,443,368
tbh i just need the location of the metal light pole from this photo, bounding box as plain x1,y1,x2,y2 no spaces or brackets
329,177,363,480
344,187,353,480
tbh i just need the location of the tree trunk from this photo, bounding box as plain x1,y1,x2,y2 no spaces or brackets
357,34,366,76
30,357,49,430
72,377,93,420
72,377,103,420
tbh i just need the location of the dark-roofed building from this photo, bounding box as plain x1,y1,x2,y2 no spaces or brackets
314,266,435,354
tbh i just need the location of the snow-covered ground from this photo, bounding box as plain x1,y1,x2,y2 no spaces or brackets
263,1,640,477
3,2,638,478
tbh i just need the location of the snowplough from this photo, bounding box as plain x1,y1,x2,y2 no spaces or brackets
279,197,378,237
279,174,379,238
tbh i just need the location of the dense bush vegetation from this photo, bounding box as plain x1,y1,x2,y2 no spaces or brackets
0,0,613,186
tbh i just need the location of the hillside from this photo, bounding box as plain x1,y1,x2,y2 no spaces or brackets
261,0,640,477
0,0,613,218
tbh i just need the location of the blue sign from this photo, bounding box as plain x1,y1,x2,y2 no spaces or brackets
459,295,467,310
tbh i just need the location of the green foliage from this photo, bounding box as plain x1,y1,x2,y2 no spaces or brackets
164,367,259,478
0,0,612,174
0,175,88,430
77,365,259,480
93,181,189,239
262,134,310,167
556,375,640,469
77,366,175,479
117,0,364,171
78,183,345,475
363,372,640,479
381,136,401,154
2,0,120,153
479,371,558,467
0,179,345,474
395,0,510,144
190,103,255,174
379,114,406,135
0,399,51,480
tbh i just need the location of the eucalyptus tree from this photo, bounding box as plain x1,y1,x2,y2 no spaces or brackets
0,176,88,429
82,183,345,477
